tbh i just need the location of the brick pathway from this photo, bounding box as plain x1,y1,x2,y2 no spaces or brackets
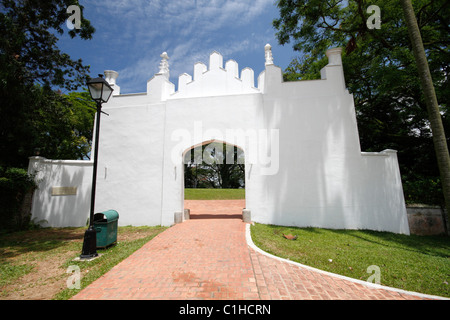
72,200,443,300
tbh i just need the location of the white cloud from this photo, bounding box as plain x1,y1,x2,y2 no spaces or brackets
85,0,276,93
116,56,160,93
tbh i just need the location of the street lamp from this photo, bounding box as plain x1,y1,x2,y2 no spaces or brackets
80,74,113,259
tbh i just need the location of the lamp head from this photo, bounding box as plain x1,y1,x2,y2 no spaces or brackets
87,74,114,104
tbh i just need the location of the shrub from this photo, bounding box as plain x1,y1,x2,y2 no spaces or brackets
0,167,37,231
402,176,444,207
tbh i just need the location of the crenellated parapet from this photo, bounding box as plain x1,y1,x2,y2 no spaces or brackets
104,44,348,102
172,50,260,99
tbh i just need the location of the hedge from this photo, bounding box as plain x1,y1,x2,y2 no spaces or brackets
0,167,37,231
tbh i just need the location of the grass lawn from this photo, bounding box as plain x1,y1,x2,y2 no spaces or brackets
0,226,167,300
251,223,450,298
184,188,245,200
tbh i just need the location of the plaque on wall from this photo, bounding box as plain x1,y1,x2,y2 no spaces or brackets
51,187,77,196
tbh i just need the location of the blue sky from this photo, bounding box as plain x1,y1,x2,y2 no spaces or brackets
58,0,299,94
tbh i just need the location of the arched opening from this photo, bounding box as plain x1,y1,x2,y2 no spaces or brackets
183,140,246,219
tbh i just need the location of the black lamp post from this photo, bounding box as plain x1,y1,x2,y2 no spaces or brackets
80,74,113,259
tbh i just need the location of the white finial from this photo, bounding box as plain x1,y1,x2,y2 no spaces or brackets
326,47,343,66
265,44,273,66
104,70,120,95
104,70,118,85
158,52,170,78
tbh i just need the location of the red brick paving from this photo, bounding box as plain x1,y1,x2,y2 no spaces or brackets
72,200,443,300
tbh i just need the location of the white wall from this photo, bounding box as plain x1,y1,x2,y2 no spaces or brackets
159,93,264,226
28,47,410,234
94,96,167,226
28,157,93,227
255,53,409,234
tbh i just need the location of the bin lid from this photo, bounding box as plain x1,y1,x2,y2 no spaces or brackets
94,209,119,222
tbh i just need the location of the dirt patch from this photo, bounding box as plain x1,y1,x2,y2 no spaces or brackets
1,251,78,300
117,228,158,242
0,227,162,300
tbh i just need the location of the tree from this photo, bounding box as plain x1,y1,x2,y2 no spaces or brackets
400,0,450,234
0,166,37,230
30,89,96,161
0,0,95,167
273,0,450,209
0,0,94,90
184,143,245,189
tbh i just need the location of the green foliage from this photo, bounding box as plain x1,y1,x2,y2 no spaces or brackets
403,175,443,206
0,167,37,231
273,0,450,205
184,143,245,189
0,0,96,168
0,167,36,191
1,87,96,167
0,0,95,90
34,89,96,161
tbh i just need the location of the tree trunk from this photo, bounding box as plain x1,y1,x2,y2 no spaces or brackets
400,0,450,235
18,188,34,229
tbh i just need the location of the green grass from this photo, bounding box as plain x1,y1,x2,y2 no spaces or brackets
55,226,167,300
0,226,167,299
3,217,448,299
251,223,450,298
0,263,34,287
184,188,245,200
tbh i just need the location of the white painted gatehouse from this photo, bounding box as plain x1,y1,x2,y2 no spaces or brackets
28,45,410,234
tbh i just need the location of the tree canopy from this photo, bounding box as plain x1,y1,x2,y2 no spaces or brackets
0,0,96,167
184,142,245,189
273,0,449,205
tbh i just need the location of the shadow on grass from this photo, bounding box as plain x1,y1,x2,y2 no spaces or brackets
259,224,450,259
0,228,84,261
327,229,450,259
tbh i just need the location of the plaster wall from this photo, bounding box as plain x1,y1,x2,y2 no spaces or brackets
28,46,410,234
251,62,408,234
28,157,93,227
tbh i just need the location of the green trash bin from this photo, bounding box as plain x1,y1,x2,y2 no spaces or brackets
93,210,119,248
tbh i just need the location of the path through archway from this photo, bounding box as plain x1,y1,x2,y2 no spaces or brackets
183,141,246,220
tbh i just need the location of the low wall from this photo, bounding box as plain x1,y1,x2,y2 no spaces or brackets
406,206,447,236
28,156,93,227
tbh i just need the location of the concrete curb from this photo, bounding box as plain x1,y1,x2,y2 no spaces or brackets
245,223,448,300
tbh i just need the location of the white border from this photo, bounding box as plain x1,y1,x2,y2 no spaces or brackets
245,224,448,300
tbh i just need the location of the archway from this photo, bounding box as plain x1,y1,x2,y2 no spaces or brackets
182,140,246,219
